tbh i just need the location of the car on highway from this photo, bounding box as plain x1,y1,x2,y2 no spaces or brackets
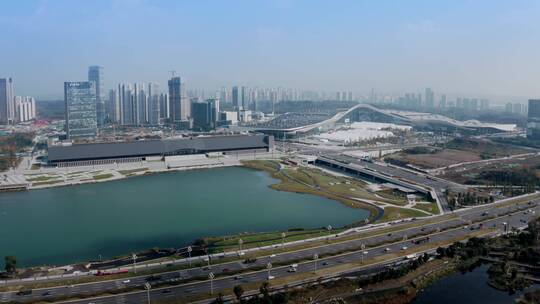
288,267,297,273
146,275,162,282
243,258,257,264
222,268,230,273
268,275,275,280
162,289,172,294
234,275,243,280
384,248,391,252
16,289,32,296
401,246,408,250
122,279,130,284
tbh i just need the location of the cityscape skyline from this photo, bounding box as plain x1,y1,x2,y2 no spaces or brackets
1,0,540,101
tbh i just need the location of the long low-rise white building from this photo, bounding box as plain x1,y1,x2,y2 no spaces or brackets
47,134,274,166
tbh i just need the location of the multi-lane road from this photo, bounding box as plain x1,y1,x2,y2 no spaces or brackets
2,195,538,304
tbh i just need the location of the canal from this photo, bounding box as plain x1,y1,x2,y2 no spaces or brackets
413,264,537,303
0,166,369,268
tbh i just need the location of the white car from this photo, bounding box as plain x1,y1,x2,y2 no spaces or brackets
268,275,275,280
270,254,276,258
384,248,391,252
401,246,408,250
122,279,130,284
287,267,297,273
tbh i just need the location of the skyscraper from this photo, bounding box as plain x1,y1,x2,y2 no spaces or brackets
192,99,219,131
424,88,434,108
0,78,15,124
232,86,240,109
168,76,189,123
147,83,160,126
64,81,97,139
527,99,540,140
88,66,105,126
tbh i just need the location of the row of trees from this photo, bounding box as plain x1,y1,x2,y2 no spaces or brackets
211,282,289,304
447,191,494,209
3,256,16,274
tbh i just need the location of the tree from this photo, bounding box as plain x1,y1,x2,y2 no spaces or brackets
259,281,271,300
210,293,225,304
233,285,244,303
4,256,16,273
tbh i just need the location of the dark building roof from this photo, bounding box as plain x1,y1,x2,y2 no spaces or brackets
48,134,272,162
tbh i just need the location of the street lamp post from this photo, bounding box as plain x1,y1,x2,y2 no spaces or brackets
313,253,319,272
208,272,215,295
187,246,192,267
281,232,286,247
144,282,151,304
327,225,333,236
132,254,137,273
207,255,211,268
267,262,272,279
238,238,243,252
361,244,366,264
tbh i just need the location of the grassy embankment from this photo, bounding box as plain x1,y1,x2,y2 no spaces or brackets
93,173,114,180
243,160,379,214
118,168,149,176
242,159,437,217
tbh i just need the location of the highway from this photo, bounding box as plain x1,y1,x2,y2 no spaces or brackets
316,153,467,212
2,195,538,304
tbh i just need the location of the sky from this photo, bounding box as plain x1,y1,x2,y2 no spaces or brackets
1,0,540,101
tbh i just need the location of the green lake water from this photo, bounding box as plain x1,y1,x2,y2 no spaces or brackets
0,166,369,267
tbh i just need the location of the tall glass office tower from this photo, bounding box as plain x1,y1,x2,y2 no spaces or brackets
0,78,15,124
168,76,189,122
88,66,105,127
64,82,97,139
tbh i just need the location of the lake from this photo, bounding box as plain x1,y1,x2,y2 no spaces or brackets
0,166,369,267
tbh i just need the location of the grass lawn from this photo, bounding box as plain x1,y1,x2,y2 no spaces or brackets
205,228,344,253
413,202,440,215
93,173,114,180
26,175,57,182
118,168,148,175
32,179,63,186
379,207,429,222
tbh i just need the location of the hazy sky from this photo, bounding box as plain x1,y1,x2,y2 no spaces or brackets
1,0,540,100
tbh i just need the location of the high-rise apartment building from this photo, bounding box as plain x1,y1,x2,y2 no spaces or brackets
424,88,434,108
439,94,447,109
527,99,540,140
0,78,15,124
168,77,189,123
232,86,239,109
64,81,97,139
14,96,36,122
88,66,105,126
